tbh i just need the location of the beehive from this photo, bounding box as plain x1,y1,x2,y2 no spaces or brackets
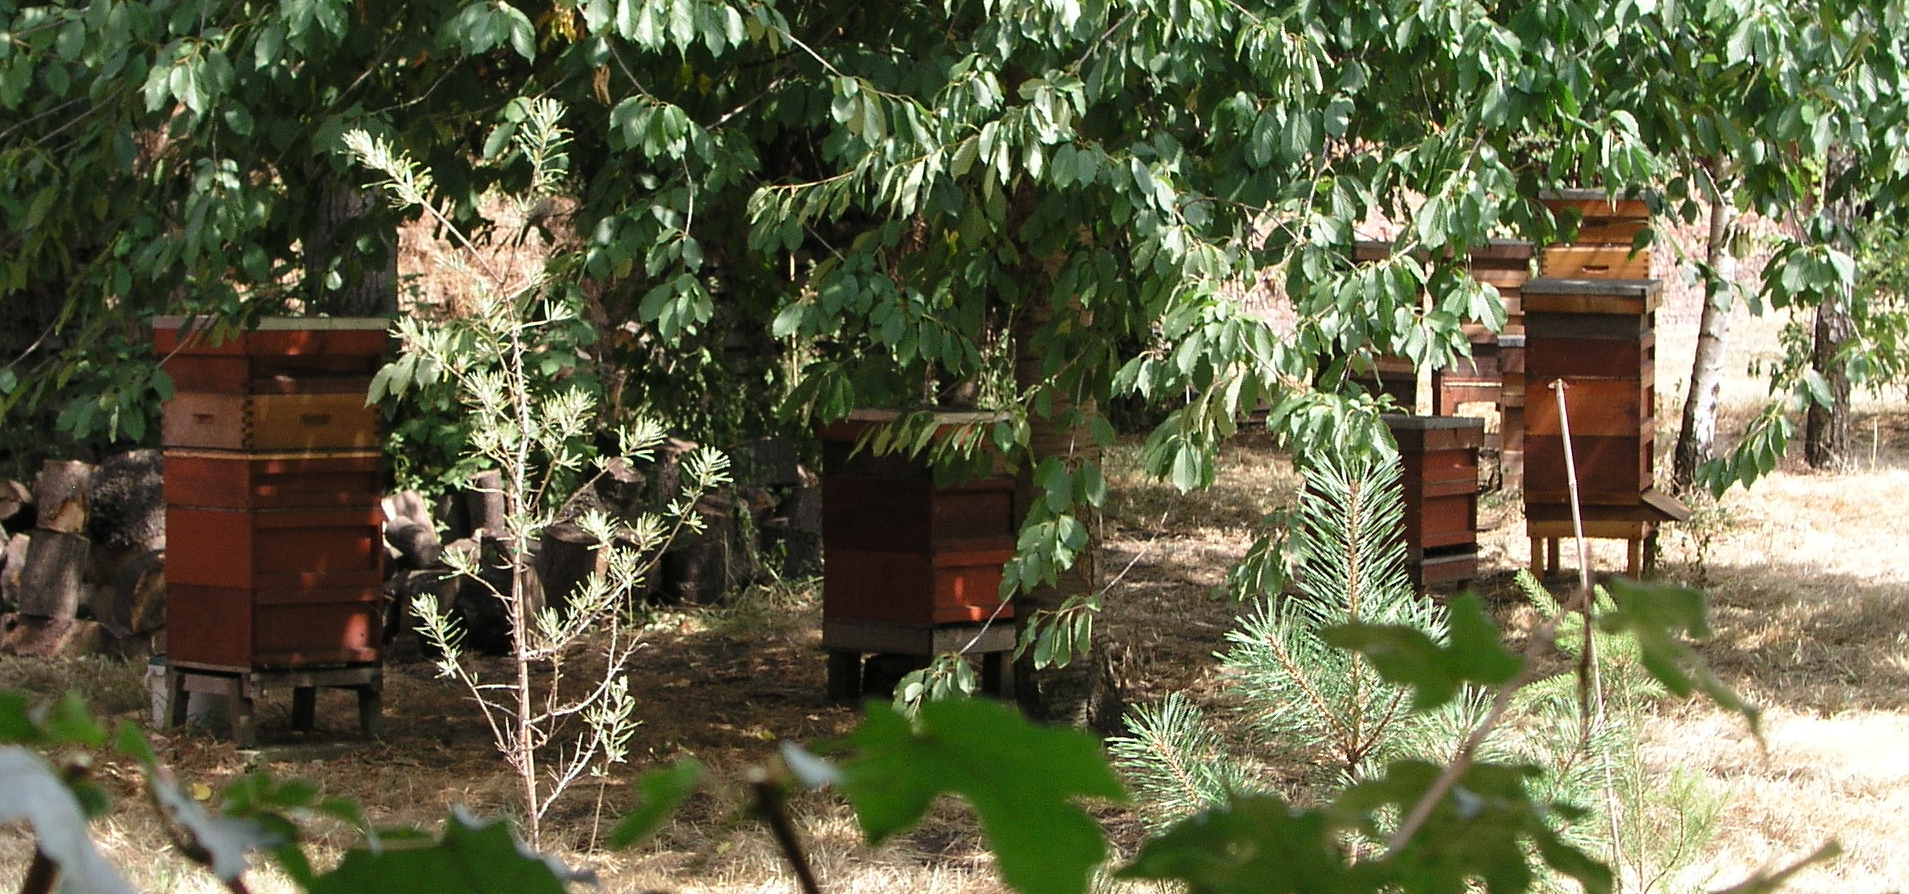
1385,415,1485,587
153,317,389,673
1518,279,1687,576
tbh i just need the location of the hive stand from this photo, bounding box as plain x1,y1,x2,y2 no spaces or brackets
1520,277,1689,578
817,410,1018,700
153,317,390,743
167,664,382,748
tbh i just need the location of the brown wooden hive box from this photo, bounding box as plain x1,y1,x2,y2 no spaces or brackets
164,507,385,590
159,391,380,452
153,317,389,389
1385,415,1484,556
163,451,383,510
168,579,383,671
1541,245,1652,280
819,411,1017,627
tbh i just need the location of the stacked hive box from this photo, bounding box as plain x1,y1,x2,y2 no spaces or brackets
1383,415,1486,587
1524,194,1689,577
153,317,389,745
818,410,1017,700
1471,242,1534,487
1349,242,1528,585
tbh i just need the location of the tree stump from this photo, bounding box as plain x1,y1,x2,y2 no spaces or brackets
464,470,507,539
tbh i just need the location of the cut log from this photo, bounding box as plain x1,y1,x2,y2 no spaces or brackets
94,547,166,637
0,478,29,527
384,520,442,574
19,530,90,619
0,613,88,658
592,457,648,518
382,490,433,531
538,522,607,614
86,450,164,549
34,460,96,535
1,533,28,610
464,470,506,539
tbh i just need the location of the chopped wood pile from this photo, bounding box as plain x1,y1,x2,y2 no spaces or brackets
1,451,166,658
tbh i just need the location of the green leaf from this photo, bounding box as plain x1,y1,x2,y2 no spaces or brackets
1598,578,1760,734
310,809,588,894
836,700,1125,894
1322,594,1522,710
1338,760,1611,894
1120,794,1347,893
605,759,703,849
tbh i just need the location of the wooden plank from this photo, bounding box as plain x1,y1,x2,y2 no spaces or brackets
1526,518,1651,539
151,316,391,355
1525,311,1653,340
164,507,385,589
1527,334,1653,379
822,619,1017,655
1522,433,1653,496
1523,274,1661,299
1539,191,1650,220
1567,219,1652,245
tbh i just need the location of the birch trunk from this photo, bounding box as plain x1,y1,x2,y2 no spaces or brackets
1672,197,1736,491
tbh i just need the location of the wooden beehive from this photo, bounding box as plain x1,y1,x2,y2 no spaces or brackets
818,411,1016,627
1520,278,1688,576
154,317,389,674
1521,278,1658,505
1384,415,1485,587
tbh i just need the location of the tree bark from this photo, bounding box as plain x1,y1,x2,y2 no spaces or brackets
1672,196,1737,491
1805,286,1855,470
304,166,399,316
1010,289,1113,730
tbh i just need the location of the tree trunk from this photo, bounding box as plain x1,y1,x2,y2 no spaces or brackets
304,167,398,316
1805,286,1855,469
1010,289,1113,730
1672,196,1737,491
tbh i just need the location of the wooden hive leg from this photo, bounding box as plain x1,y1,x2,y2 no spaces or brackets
1626,537,1644,579
981,649,1011,698
232,676,258,748
166,670,190,729
1529,536,1546,579
1546,538,1562,578
356,673,383,740
292,687,318,733
826,650,863,703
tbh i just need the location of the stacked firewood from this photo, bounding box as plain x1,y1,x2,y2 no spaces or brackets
380,435,823,656
0,452,166,658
